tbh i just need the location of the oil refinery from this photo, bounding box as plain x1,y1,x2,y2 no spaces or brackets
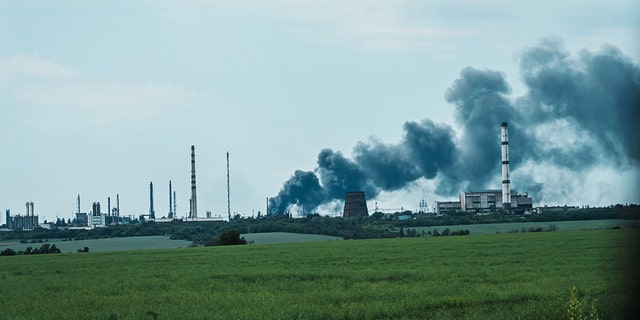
3,122,533,230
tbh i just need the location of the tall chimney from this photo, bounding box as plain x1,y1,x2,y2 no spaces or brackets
77,195,81,214
116,194,120,216
26,201,30,216
169,180,173,219
190,145,198,219
149,182,155,219
173,191,177,219
108,197,111,217
501,122,511,209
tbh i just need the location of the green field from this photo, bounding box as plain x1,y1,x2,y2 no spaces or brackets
0,233,341,253
0,229,637,319
413,218,638,235
0,236,194,253
242,232,342,244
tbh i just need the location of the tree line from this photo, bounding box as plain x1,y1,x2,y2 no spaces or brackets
0,204,638,246
1,243,62,256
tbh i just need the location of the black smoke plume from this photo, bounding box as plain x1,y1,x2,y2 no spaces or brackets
269,38,640,214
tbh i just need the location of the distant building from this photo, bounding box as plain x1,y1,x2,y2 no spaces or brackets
433,201,461,215
75,212,88,226
343,192,369,218
460,190,532,213
5,202,39,230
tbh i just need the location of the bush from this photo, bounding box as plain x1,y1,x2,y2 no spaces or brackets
568,286,599,320
1,248,16,256
213,230,247,246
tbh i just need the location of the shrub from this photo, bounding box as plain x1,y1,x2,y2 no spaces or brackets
568,286,599,320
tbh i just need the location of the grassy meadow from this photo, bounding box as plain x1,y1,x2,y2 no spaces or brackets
0,229,637,319
412,218,638,235
242,232,342,244
0,233,340,253
0,236,194,253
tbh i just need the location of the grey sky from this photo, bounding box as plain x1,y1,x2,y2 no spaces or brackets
1,1,638,221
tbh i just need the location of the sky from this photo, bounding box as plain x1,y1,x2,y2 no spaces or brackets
1,0,639,222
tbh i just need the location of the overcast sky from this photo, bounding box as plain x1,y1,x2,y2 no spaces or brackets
1,0,639,222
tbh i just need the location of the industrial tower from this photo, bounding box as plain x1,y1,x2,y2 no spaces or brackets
190,145,198,219
501,122,511,209
168,180,173,219
343,192,369,218
149,182,155,219
227,151,231,221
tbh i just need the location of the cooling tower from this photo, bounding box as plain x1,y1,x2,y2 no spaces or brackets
343,191,369,218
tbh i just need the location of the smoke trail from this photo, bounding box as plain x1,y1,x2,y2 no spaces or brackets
269,38,640,214
517,38,640,164
316,148,379,200
268,170,324,214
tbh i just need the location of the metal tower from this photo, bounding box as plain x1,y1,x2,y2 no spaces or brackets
227,151,231,221
168,180,173,219
173,191,177,219
116,194,120,217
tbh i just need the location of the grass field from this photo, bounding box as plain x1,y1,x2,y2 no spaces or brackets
242,232,342,244
0,229,637,319
413,218,639,235
0,233,341,253
0,236,194,253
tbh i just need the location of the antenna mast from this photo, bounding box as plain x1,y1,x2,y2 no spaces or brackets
227,151,231,221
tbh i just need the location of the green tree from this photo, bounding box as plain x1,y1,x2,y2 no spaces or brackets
218,229,247,246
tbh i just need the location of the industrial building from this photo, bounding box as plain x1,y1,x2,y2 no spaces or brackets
460,190,532,213
343,192,369,218
432,122,533,214
5,202,39,229
432,201,462,215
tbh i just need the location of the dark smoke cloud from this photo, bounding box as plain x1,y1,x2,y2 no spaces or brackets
441,67,520,193
268,170,324,214
316,148,379,200
518,38,640,164
269,38,640,214
354,119,457,191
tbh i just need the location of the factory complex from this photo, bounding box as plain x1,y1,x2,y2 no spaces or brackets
433,122,532,214
344,122,533,218
4,122,536,230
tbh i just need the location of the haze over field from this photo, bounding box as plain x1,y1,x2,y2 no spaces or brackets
1,1,638,220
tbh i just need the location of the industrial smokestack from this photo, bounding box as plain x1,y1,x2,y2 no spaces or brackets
116,194,120,217
26,201,30,216
501,122,511,209
108,197,111,217
190,145,198,219
168,180,173,219
77,195,81,214
173,191,177,219
149,182,155,219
